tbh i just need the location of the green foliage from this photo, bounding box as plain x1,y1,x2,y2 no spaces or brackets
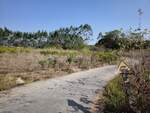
96,29,150,50
94,51,118,64
103,76,126,113
48,24,93,49
0,24,92,49
96,30,125,49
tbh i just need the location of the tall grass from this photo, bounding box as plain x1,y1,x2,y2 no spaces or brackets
103,76,127,113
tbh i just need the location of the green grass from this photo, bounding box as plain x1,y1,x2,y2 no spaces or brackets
0,46,31,53
40,48,79,57
103,76,126,113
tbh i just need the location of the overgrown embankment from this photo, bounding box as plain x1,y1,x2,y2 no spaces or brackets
0,46,118,91
93,50,150,113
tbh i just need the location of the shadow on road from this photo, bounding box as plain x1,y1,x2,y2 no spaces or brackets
67,99,91,113
80,97,92,104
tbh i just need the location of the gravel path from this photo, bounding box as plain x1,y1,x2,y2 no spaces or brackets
0,65,118,113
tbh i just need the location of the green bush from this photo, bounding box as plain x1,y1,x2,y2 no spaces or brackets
94,51,118,64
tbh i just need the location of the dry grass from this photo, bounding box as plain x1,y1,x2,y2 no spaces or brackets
127,49,150,113
0,52,44,73
0,47,118,91
0,75,17,91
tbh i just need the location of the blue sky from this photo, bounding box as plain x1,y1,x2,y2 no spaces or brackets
0,0,150,44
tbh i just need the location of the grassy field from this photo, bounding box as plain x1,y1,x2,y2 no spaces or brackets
0,46,118,91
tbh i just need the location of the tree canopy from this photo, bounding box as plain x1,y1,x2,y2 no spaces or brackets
96,29,150,50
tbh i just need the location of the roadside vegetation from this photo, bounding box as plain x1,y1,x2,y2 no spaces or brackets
103,76,126,113
93,28,150,113
0,25,149,113
95,50,150,113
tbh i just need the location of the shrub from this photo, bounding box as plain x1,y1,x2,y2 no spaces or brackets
38,60,48,69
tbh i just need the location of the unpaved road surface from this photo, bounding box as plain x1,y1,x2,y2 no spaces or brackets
0,65,118,113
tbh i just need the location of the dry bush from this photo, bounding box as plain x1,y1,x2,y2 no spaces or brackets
128,50,150,113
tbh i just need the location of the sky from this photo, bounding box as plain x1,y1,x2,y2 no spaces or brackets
0,0,150,44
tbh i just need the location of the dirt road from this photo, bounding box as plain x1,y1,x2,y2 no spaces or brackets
0,65,118,113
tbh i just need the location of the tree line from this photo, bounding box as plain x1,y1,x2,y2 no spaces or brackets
96,29,150,50
0,25,149,50
0,24,93,49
